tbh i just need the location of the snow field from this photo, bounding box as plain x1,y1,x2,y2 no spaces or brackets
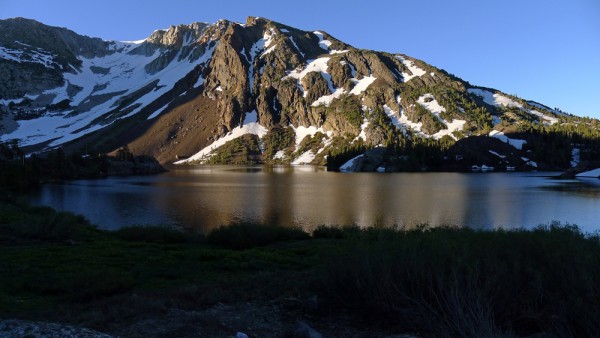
2,40,216,148
468,88,558,125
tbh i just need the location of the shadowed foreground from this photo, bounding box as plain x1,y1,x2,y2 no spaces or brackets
1,200,600,337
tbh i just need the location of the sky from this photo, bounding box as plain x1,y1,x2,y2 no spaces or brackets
2,0,599,118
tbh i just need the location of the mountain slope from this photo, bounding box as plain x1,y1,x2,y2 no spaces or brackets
1,16,599,170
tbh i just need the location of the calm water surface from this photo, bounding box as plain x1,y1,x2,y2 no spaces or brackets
28,166,600,233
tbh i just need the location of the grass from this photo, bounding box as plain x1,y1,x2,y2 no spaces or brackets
206,222,309,250
1,201,600,337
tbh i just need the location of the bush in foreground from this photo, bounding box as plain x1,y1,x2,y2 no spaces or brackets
0,204,97,242
206,222,309,250
114,225,202,244
322,224,600,337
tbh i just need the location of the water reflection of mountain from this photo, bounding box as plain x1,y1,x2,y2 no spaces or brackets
540,179,600,198
27,168,600,233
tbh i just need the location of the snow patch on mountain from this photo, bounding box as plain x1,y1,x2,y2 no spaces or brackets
118,46,215,121
387,97,464,140
287,59,376,106
390,98,424,134
248,30,280,92
529,110,559,125
310,74,376,106
489,130,526,150
398,108,423,133
351,107,370,142
289,62,374,105
291,150,317,165
468,88,522,108
0,94,38,107
1,42,215,147
273,150,285,160
571,148,580,167
433,119,466,140
194,75,205,88
1,108,98,147
489,150,506,158
469,88,558,125
311,31,346,54
349,76,376,95
286,57,330,82
121,38,147,44
576,168,600,178
175,111,267,164
311,88,345,107
313,31,331,50
396,56,426,82
0,46,57,68
287,36,305,57
147,103,170,120
348,63,357,78
383,105,403,130
290,126,332,165
292,125,330,147
417,94,446,116
285,57,347,104
417,94,465,140
261,28,277,56
528,101,567,116
521,157,538,168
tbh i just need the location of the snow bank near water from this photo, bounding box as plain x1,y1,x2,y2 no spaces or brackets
340,154,364,172
576,168,600,178
175,111,267,164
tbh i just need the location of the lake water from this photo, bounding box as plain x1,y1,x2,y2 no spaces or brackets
28,166,600,233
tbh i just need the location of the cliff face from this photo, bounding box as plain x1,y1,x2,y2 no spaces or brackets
1,17,595,170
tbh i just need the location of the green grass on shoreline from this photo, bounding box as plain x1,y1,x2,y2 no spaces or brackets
1,201,600,337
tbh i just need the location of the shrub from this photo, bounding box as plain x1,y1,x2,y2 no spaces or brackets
114,225,201,244
312,225,346,239
206,223,309,250
296,132,326,155
263,126,295,160
322,225,600,337
327,94,364,130
70,269,136,302
1,205,96,242
312,224,362,239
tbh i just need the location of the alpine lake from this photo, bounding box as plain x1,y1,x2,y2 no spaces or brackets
27,165,600,233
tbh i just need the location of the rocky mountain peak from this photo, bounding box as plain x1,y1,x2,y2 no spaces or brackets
145,22,209,47
245,16,272,27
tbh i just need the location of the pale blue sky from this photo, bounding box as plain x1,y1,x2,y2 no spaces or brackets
2,0,599,118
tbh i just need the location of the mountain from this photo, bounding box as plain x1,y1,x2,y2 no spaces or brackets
1,16,599,171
